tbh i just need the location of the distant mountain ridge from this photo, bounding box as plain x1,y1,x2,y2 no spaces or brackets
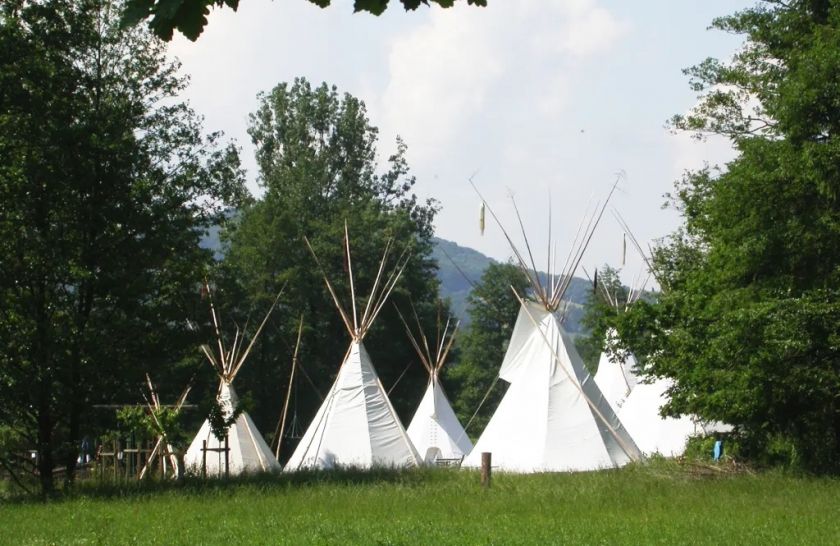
200,230,590,332
431,237,590,333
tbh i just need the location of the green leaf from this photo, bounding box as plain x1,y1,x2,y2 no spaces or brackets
354,0,389,15
120,0,155,29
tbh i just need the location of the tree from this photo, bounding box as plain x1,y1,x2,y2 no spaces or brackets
218,78,445,457
121,0,487,42
0,0,245,495
618,0,840,471
446,262,529,437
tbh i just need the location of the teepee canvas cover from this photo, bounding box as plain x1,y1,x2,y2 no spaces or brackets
590,261,648,411
186,383,280,474
615,377,698,457
595,339,696,457
400,309,472,463
184,285,282,475
593,345,639,410
463,300,641,472
285,227,421,470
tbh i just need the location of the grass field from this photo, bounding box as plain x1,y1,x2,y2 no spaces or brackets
2,462,839,545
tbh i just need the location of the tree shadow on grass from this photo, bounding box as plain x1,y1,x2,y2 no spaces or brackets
3,465,463,504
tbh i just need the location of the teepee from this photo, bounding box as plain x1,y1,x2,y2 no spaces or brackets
184,283,282,475
596,214,700,456
138,374,191,480
462,182,642,472
398,305,473,464
284,226,422,471
590,267,648,410
593,337,639,411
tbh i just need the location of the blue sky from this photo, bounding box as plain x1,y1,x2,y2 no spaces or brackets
170,0,755,284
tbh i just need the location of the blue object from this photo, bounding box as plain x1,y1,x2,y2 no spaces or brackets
713,440,723,461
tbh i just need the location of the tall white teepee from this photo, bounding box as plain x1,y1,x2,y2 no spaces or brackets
184,284,282,475
284,226,421,471
463,181,642,472
399,306,473,463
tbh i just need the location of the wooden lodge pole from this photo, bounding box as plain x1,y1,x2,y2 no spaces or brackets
224,435,230,478
481,452,491,488
202,440,207,478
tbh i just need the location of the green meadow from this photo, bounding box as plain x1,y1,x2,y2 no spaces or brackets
2,462,839,545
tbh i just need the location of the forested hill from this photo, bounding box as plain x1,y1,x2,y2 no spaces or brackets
431,237,590,332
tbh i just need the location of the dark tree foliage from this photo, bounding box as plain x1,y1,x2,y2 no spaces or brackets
446,262,529,438
617,0,840,471
121,0,487,42
218,78,445,459
0,0,245,495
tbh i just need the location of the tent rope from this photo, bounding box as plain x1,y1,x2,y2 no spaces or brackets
453,373,501,449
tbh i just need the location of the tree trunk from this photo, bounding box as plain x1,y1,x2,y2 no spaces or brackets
37,376,54,497
35,281,55,497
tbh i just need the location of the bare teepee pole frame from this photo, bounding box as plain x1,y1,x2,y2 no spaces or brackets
470,174,622,313
138,376,192,480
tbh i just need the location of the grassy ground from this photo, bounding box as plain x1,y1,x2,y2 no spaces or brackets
1,462,839,545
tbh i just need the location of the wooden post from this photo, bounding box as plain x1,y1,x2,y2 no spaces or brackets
202,440,207,478
113,440,119,481
481,452,491,488
224,435,230,478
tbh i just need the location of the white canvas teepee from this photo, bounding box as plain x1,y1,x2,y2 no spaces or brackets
593,344,639,410
595,333,697,457
590,264,648,412
597,213,707,457
399,307,473,463
589,254,648,411
463,181,642,472
615,377,699,457
463,300,641,472
284,227,421,471
184,285,282,475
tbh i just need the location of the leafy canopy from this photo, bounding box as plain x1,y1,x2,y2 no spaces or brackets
618,0,840,471
121,0,487,42
217,78,446,451
0,0,245,494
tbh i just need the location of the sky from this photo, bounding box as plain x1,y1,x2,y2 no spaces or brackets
169,0,755,284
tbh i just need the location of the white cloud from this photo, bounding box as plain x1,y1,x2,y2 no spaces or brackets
379,0,628,164
555,5,628,57
379,8,504,162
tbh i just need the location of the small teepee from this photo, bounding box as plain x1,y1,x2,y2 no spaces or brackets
138,374,191,480
184,284,282,475
284,226,422,471
593,338,639,411
591,268,648,410
596,214,700,456
398,305,473,464
462,182,642,472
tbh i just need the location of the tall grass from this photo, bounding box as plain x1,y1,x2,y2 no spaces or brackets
2,461,838,545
